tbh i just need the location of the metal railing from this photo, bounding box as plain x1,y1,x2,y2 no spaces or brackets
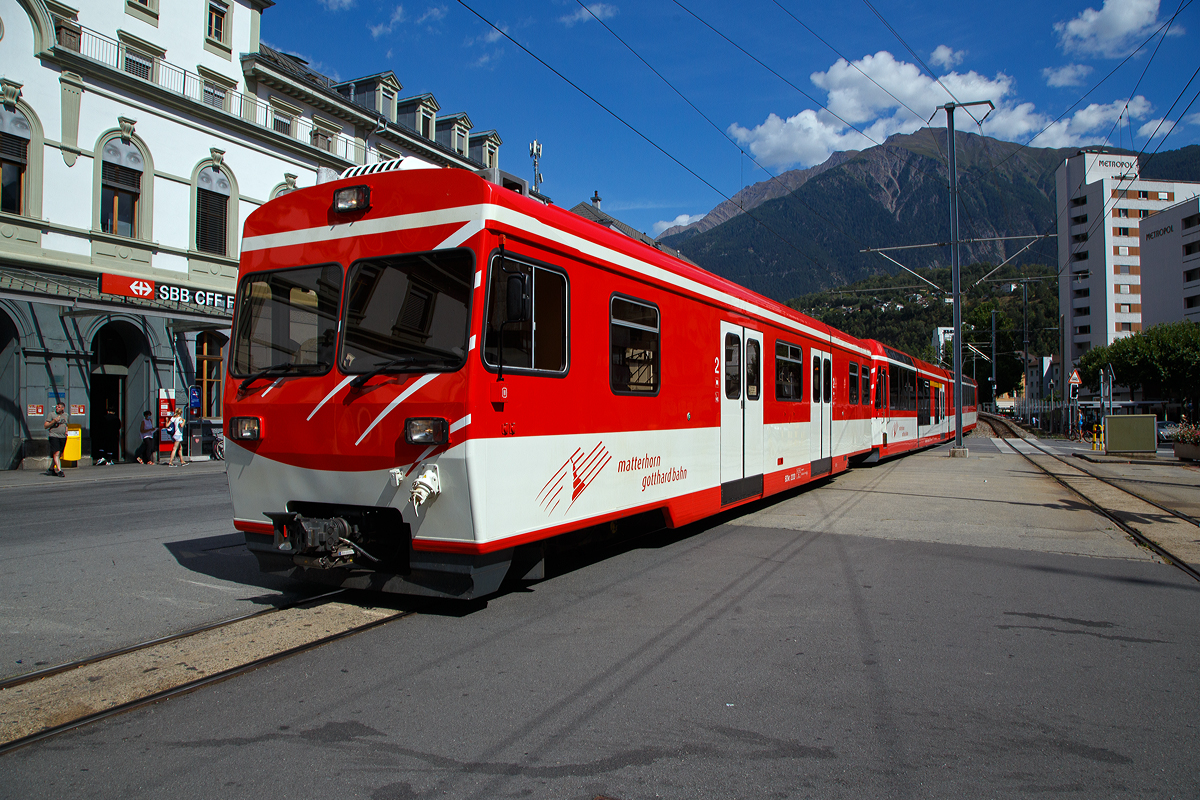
66,23,366,165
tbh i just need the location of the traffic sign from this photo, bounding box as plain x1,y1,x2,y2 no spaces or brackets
189,386,201,409
1068,369,1082,386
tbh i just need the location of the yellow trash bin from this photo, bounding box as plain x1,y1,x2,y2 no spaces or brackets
64,424,82,462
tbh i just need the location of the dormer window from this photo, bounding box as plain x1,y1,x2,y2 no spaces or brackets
421,111,433,139
382,89,395,122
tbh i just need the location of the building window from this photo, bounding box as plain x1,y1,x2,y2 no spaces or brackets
1186,295,1200,309
1071,196,1087,207
1119,304,1130,313
195,165,231,255
1072,233,1088,243
196,332,226,419
1075,325,1090,335
203,81,227,110
123,48,153,80
1115,227,1129,237
1118,323,1132,332
1184,268,1200,283
1119,265,1131,274
1072,251,1088,261
272,110,293,136
1183,214,1200,230
610,296,659,394
1071,214,1087,225
99,139,144,238
207,2,228,44
382,89,395,121
1117,208,1129,218
0,106,32,215
1073,288,1090,298
420,112,433,139
1076,306,1090,317
1184,242,1200,257
1138,190,1149,199
1140,209,1150,218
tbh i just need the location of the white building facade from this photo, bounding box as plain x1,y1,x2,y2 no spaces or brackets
0,0,505,468
1139,196,1200,327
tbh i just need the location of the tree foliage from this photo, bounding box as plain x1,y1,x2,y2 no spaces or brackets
1078,322,1200,411
790,262,1058,402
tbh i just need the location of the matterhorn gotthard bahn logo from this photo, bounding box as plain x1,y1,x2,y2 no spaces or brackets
538,442,689,516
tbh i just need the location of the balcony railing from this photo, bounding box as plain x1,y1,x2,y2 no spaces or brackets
60,22,367,165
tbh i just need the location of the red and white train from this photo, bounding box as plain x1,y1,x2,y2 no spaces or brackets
225,161,976,599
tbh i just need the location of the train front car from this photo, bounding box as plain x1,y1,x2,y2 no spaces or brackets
225,164,502,599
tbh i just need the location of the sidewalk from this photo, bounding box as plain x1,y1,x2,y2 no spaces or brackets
0,458,227,489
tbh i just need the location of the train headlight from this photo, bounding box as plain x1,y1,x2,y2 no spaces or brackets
229,416,262,441
332,185,370,213
405,417,448,445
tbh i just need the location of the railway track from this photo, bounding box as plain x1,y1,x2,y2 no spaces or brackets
979,412,1200,582
0,589,411,755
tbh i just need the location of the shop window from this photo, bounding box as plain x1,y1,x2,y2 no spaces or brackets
610,296,659,394
482,255,567,374
775,341,802,401
196,332,227,418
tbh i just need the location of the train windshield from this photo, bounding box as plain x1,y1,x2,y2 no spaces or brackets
339,250,473,374
230,263,342,375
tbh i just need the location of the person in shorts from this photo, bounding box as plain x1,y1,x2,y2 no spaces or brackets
44,402,68,477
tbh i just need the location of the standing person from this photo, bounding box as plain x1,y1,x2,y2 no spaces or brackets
137,410,157,465
44,402,68,477
166,409,186,466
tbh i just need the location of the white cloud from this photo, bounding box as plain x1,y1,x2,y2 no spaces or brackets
318,0,354,9
417,6,447,24
370,6,406,39
1054,0,1173,58
653,214,704,236
929,45,965,70
727,49,1159,170
1043,64,1093,88
1137,118,1176,139
560,3,618,27
1188,112,1200,126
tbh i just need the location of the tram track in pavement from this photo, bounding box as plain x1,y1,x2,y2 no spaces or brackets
0,588,414,755
980,412,1200,582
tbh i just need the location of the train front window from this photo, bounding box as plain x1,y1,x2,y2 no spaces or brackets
340,250,473,374
231,263,342,375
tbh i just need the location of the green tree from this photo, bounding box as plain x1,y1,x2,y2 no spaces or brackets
1078,322,1200,415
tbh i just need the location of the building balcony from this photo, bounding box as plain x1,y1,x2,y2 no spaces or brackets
58,22,366,165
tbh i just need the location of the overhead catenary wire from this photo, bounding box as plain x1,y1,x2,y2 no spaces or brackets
448,0,836,275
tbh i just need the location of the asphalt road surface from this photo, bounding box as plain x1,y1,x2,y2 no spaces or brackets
0,464,314,678
2,444,1198,799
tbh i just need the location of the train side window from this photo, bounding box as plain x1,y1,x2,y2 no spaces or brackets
889,365,900,410
774,342,803,401
483,255,568,374
823,358,832,403
875,367,885,409
746,339,760,401
724,333,741,400
811,355,820,403
610,295,660,394
848,362,859,405
861,365,870,405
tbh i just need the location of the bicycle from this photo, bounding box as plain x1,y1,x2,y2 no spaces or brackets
212,427,225,461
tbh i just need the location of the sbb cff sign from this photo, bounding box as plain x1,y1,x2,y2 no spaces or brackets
99,273,235,311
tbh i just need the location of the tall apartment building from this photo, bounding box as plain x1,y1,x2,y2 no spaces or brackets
1139,196,1200,327
1056,149,1200,388
0,0,505,469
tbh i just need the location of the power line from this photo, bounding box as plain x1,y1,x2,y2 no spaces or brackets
449,0,835,274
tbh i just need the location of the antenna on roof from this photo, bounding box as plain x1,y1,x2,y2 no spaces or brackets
529,140,543,195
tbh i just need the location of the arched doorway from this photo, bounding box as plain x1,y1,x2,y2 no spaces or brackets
0,310,23,469
90,321,152,462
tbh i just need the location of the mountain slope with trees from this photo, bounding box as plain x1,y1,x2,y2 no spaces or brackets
658,131,1198,303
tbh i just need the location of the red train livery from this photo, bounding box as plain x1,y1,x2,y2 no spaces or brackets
225,161,976,599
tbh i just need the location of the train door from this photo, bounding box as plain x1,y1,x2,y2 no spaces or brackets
875,364,888,450
811,347,832,476
719,322,764,505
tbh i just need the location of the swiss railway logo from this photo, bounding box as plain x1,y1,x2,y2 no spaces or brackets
538,443,612,516
129,280,153,297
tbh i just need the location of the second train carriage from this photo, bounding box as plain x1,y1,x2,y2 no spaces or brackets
225,160,976,599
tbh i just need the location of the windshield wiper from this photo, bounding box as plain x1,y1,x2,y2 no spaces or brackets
350,355,442,387
239,362,319,391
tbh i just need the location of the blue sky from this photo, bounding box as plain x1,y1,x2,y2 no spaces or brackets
264,0,1199,238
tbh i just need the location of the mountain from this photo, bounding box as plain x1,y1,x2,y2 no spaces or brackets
658,130,1081,302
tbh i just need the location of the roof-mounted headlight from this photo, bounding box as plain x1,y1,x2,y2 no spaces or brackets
332,185,370,214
